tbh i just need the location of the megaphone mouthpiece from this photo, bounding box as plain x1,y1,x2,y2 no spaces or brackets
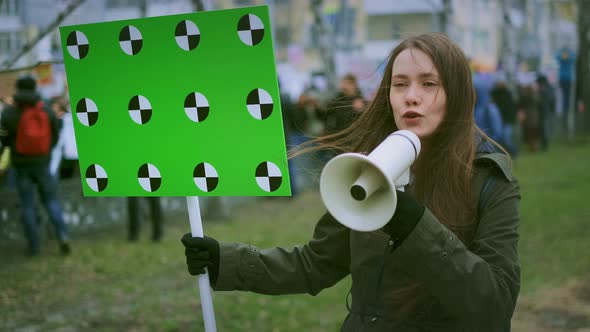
350,185,367,201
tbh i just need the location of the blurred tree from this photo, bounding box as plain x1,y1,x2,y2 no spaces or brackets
310,0,337,95
1,0,87,70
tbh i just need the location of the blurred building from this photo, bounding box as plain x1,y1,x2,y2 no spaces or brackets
0,0,580,98
0,0,201,98
0,0,29,67
452,0,501,71
363,0,443,62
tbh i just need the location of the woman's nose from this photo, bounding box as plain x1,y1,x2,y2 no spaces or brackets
405,85,421,105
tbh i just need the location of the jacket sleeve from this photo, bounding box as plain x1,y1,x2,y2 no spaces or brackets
214,212,351,296
390,176,520,330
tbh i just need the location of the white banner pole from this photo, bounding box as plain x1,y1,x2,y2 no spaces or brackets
186,196,217,332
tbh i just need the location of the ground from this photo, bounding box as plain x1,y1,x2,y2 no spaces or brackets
513,276,590,331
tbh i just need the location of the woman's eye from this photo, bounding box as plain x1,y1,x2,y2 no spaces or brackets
423,81,438,87
392,82,407,87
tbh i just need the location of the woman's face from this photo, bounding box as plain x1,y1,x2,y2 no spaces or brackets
389,48,447,139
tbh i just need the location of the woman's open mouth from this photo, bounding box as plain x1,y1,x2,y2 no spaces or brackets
403,111,423,119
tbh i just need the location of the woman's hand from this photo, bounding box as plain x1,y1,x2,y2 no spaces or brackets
383,190,425,246
181,234,220,284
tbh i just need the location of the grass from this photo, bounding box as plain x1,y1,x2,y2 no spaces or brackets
513,138,590,294
1,137,589,331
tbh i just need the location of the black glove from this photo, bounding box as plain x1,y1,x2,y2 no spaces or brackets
181,233,220,284
383,190,425,248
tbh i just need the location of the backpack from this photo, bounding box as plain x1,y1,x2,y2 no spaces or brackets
15,101,52,156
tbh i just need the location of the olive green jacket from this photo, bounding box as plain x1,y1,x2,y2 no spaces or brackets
214,153,520,331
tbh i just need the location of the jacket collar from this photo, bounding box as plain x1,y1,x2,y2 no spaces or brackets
474,133,514,181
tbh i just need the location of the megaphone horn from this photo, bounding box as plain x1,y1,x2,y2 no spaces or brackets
319,130,421,232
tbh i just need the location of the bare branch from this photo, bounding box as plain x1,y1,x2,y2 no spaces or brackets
1,0,87,70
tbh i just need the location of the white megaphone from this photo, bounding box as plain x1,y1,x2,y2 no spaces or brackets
319,130,421,232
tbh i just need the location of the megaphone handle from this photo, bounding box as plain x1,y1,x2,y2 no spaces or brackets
394,169,411,191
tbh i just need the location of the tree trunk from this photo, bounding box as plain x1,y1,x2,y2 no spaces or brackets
310,0,337,94
576,0,590,134
192,0,204,12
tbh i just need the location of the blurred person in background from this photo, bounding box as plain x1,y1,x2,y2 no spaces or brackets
49,95,79,179
473,64,503,147
49,96,67,179
127,196,164,242
0,143,9,178
555,47,575,133
280,80,305,197
0,97,8,177
535,74,557,151
318,74,366,166
0,76,71,256
474,89,503,147
0,98,10,181
472,64,495,110
293,89,329,188
296,92,324,137
491,80,518,157
322,73,366,135
0,96,13,111
517,83,540,152
0,97,6,116
181,33,520,331
0,96,17,189
0,97,11,156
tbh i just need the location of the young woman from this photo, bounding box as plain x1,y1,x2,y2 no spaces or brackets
182,32,520,331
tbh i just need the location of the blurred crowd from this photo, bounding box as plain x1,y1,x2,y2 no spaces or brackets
0,62,567,194
282,62,564,195
0,60,566,256
473,67,559,157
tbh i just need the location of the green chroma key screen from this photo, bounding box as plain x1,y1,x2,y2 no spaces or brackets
60,5,291,197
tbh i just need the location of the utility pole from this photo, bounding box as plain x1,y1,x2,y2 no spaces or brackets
192,0,204,12
576,0,590,133
1,0,87,70
140,0,148,17
310,0,337,94
337,0,349,50
440,0,452,35
499,0,517,86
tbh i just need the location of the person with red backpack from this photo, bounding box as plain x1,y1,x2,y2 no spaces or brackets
0,75,71,257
